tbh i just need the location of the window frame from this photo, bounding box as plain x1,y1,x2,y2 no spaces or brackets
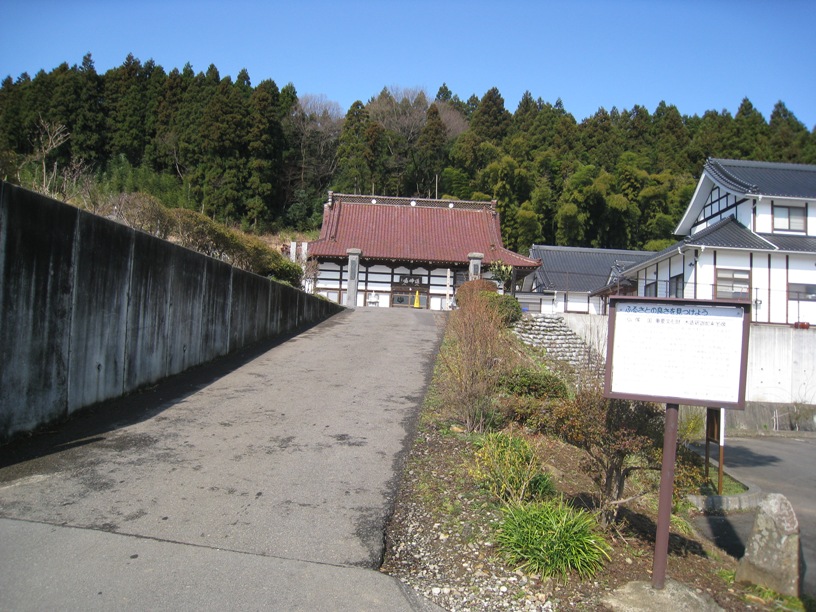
668,273,684,298
715,268,750,300
773,204,806,233
788,283,816,302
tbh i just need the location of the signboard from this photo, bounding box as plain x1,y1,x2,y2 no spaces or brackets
604,297,750,409
706,407,725,446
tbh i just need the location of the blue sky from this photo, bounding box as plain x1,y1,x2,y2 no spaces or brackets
3,0,815,130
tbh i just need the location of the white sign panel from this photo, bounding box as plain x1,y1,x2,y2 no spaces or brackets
606,300,748,408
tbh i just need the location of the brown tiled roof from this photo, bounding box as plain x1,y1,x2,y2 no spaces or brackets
309,193,540,270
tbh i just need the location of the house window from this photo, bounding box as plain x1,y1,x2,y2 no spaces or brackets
644,281,657,297
668,273,684,298
789,283,816,302
773,205,806,232
716,269,750,300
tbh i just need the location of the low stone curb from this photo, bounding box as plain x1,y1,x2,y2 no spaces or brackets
687,483,764,512
686,467,763,512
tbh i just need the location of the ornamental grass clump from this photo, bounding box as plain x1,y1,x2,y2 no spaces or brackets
472,431,555,504
497,499,611,580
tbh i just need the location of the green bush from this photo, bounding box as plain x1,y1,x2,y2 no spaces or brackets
499,367,569,400
498,499,611,580
472,432,555,504
482,291,522,326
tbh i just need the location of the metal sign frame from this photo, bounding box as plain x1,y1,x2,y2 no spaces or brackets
604,296,751,409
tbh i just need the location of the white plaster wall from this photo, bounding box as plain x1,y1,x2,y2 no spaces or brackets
754,200,774,233
736,199,755,230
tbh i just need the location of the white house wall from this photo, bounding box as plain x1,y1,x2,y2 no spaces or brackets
636,248,816,325
516,292,604,315
789,254,816,323
736,199,754,230
754,199,774,233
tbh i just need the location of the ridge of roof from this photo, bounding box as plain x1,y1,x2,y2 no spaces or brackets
705,159,760,194
329,192,494,211
530,244,652,256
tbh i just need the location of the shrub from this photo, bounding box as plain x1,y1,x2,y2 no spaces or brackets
482,291,522,326
437,289,516,432
542,384,664,526
499,366,569,400
454,279,498,308
472,432,555,504
171,209,302,286
497,499,611,580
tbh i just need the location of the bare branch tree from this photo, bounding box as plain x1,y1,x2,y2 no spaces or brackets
27,115,70,197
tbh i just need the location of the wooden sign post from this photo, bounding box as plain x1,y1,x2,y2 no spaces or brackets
604,297,750,590
705,407,725,495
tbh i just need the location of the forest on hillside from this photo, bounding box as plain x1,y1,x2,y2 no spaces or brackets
2,53,815,254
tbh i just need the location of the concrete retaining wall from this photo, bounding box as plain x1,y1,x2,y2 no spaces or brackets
0,182,343,442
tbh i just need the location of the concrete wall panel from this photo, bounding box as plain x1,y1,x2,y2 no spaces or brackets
197,258,232,362
67,211,133,412
0,185,77,435
124,231,172,390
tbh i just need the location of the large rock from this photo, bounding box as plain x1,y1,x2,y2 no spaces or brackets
735,493,800,597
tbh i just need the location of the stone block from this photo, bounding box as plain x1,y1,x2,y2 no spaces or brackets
735,493,800,597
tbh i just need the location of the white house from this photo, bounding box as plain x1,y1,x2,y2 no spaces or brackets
606,158,816,325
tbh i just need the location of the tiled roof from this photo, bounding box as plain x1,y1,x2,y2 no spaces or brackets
610,218,777,288
758,233,816,253
309,193,540,270
528,245,653,292
682,216,776,250
706,158,816,199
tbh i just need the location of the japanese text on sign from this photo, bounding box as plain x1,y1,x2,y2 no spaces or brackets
607,301,746,406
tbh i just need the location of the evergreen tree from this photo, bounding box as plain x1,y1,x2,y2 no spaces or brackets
411,103,448,196
650,101,690,173
335,101,372,193
731,98,771,160
768,101,809,163
246,79,285,227
470,87,511,144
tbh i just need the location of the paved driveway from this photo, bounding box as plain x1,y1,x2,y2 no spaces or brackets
693,435,816,597
0,308,446,610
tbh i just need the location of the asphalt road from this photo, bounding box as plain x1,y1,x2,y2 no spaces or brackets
0,308,446,611
693,434,816,597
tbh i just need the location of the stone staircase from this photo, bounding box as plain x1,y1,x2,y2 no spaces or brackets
513,314,604,378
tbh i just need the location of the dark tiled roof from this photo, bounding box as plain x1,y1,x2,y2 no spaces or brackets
706,158,816,199
606,217,775,288
528,245,653,292
758,233,816,253
684,216,776,250
309,194,540,270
